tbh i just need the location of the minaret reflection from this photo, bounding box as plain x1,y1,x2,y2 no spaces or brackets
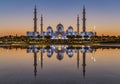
80,45,94,79
32,45,39,78
33,52,37,78
27,45,38,78
82,52,86,79
77,50,80,69
40,51,43,69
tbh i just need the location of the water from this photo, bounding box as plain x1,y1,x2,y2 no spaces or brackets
0,45,120,84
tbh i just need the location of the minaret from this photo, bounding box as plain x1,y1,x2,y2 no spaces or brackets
77,15,80,34
82,52,86,78
40,14,43,34
82,5,86,32
33,5,37,33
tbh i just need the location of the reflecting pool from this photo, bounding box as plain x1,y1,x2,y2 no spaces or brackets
0,45,120,84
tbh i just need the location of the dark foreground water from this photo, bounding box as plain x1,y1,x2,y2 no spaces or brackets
0,45,120,84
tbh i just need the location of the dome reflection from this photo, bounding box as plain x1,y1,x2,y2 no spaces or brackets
27,45,95,60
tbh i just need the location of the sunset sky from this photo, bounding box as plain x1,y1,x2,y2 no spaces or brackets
0,0,120,36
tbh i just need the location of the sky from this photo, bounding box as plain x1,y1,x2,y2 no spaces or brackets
0,0,120,36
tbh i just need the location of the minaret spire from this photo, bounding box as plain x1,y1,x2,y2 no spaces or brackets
82,5,86,32
77,14,80,34
34,4,37,33
40,14,43,34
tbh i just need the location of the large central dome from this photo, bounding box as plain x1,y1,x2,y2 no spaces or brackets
56,23,64,33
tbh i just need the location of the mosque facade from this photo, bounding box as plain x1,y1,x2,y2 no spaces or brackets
27,5,94,39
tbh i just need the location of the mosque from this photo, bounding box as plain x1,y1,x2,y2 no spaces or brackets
27,5,94,39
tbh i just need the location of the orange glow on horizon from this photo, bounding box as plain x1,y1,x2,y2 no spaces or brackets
0,26,120,36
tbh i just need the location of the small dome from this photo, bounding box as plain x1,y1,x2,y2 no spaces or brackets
47,26,53,33
66,26,73,33
68,26,73,30
47,26,52,30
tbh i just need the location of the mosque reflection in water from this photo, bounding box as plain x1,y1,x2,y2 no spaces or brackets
27,45,96,78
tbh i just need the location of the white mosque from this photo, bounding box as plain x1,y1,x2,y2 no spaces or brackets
27,5,94,39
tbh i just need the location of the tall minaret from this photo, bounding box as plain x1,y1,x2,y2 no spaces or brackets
82,5,86,32
77,15,80,34
40,14,43,34
34,4,37,33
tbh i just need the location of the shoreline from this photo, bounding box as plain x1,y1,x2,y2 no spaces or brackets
0,43,120,47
